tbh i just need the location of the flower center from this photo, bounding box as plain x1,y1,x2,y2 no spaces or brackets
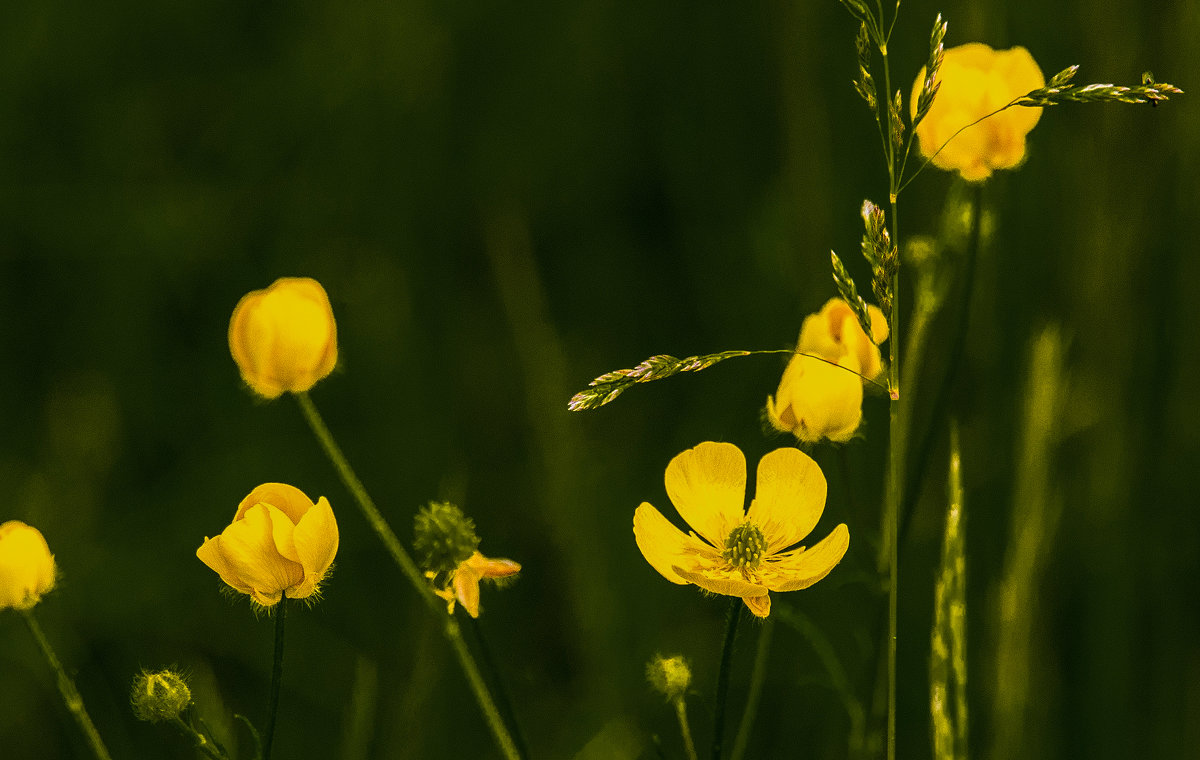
722,522,767,569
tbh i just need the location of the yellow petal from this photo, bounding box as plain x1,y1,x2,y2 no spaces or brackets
212,505,304,605
196,535,254,597
747,447,827,554
0,521,56,610
759,523,850,592
664,441,747,546
742,594,771,618
236,482,317,524
289,497,339,598
633,503,715,585
780,357,864,443
455,564,483,618
672,565,768,598
467,552,521,580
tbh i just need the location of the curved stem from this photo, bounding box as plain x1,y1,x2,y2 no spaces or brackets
730,615,773,760
465,611,531,760
262,596,287,760
172,716,229,760
675,698,700,760
21,610,113,760
711,599,742,760
293,392,522,760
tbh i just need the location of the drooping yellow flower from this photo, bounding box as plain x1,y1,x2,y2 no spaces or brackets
633,442,849,618
432,551,521,618
767,298,888,443
228,277,338,399
197,483,339,607
912,42,1045,182
0,521,56,611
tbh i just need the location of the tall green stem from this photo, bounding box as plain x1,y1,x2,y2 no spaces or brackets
262,596,287,760
674,698,700,760
730,616,773,760
21,610,113,760
293,392,522,760
712,599,742,760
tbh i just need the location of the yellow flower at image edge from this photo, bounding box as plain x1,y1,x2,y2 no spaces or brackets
0,521,56,611
434,552,521,619
229,277,338,399
633,442,849,618
912,42,1045,182
197,483,339,607
767,298,888,444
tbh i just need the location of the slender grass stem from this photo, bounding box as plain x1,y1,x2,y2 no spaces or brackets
172,716,228,760
729,616,773,760
262,596,287,760
674,697,700,760
712,599,742,760
464,611,531,760
293,392,522,760
20,610,113,760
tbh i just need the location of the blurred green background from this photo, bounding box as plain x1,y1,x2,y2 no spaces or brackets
1,1,1196,758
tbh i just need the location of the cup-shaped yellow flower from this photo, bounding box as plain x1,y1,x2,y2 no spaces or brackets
912,42,1045,182
433,551,521,619
633,442,849,618
767,298,888,443
197,483,339,607
229,277,338,399
0,521,56,611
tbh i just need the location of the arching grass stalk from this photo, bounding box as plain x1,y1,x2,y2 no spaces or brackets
262,596,287,760
294,392,522,760
20,609,113,760
711,599,742,760
464,611,531,760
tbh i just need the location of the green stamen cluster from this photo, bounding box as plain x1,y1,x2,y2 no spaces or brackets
413,501,479,576
722,523,767,569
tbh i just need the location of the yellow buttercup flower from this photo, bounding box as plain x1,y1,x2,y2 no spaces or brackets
912,42,1045,182
197,483,339,607
0,521,56,611
229,277,338,399
633,442,849,618
433,551,521,618
767,298,888,443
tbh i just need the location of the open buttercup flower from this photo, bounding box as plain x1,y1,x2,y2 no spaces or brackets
912,42,1046,182
0,521,56,611
228,277,338,399
197,483,339,607
767,298,888,443
633,442,849,618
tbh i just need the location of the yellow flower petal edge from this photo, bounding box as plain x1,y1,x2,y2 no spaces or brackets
633,442,849,617
912,42,1046,182
0,521,57,611
197,483,339,607
229,277,338,399
435,551,521,618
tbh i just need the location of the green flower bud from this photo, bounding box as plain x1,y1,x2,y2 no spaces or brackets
413,502,479,576
646,654,692,701
130,669,192,723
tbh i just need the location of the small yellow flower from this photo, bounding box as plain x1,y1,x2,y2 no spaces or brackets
633,442,849,618
767,298,888,443
0,521,56,611
228,277,338,399
912,42,1046,182
197,483,339,607
433,551,521,618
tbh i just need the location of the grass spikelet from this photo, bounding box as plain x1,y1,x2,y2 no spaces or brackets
931,421,968,760
830,250,878,345
912,15,947,131
568,350,759,411
1013,66,1183,107
860,200,898,319
854,22,878,114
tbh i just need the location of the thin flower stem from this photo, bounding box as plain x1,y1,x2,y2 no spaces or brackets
674,698,700,760
900,182,983,546
711,599,742,760
729,616,773,760
262,595,287,760
465,611,532,760
172,716,229,760
20,610,113,760
293,392,522,760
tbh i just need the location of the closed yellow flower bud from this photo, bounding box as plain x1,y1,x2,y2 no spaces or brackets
228,277,338,399
767,299,888,443
912,43,1045,182
0,521,56,611
197,483,339,607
